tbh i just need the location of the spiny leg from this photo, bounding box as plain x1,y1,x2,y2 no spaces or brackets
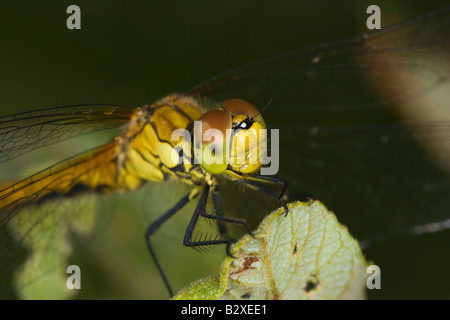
145,188,199,297
202,185,253,237
200,210,254,238
211,184,249,238
183,182,252,258
183,183,231,251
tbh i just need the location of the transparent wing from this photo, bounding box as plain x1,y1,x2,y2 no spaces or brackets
0,104,134,163
186,6,450,245
0,141,123,298
187,6,450,111
0,104,135,298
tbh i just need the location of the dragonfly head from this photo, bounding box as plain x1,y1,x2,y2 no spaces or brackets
193,98,267,175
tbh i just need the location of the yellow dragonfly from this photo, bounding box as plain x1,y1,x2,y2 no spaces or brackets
0,94,287,297
1,5,450,299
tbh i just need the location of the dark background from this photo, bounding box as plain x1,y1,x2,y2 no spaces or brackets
0,0,449,299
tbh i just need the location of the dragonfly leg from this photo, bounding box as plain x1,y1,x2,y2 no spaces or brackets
249,174,288,204
145,187,200,297
236,174,290,215
201,210,254,237
211,184,228,237
183,182,248,258
211,184,251,237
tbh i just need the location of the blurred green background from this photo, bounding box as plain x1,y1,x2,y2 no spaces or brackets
0,0,449,299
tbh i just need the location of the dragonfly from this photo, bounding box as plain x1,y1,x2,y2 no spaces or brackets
1,5,450,299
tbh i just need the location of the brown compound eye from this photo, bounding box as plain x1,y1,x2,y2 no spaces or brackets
195,110,231,144
222,99,260,119
193,110,232,174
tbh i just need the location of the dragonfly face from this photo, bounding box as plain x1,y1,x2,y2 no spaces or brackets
1,5,450,299
194,98,267,174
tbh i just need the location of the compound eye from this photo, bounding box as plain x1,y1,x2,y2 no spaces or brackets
195,110,232,144
193,110,232,174
222,99,260,119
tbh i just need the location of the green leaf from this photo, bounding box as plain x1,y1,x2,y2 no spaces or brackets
173,200,370,300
